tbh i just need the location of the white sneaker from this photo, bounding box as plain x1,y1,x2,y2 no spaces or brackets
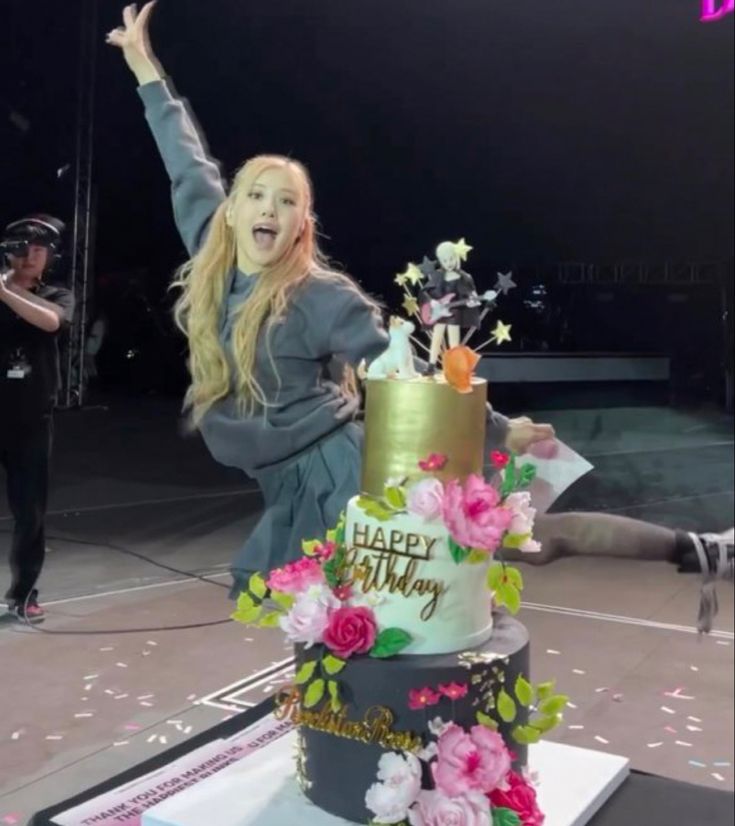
688,529,734,634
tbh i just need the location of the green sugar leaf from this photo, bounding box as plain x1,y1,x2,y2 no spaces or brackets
327,680,342,711
449,537,471,565
535,681,556,701
497,689,517,723
356,496,394,521
294,660,318,685
304,679,326,709
476,711,499,730
384,486,407,510
531,714,562,734
538,695,569,716
258,611,282,628
514,674,534,707
493,808,521,826
369,628,413,658
271,590,295,611
248,573,267,600
487,562,505,590
512,724,542,745
322,655,347,676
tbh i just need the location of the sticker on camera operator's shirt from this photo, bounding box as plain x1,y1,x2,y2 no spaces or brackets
6,352,31,379
6,366,29,379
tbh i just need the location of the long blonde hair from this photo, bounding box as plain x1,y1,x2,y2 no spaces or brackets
173,155,353,425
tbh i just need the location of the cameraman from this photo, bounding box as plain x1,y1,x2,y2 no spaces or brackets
0,215,74,622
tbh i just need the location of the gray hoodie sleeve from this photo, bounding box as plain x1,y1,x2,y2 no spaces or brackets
485,406,510,453
137,80,226,255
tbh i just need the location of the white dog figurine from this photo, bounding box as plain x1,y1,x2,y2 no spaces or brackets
364,316,418,380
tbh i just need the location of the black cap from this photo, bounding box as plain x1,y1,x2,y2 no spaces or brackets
3,214,65,248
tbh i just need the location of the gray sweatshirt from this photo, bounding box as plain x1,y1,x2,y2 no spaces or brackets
138,79,508,475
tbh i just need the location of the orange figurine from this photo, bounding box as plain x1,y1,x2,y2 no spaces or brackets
442,345,480,394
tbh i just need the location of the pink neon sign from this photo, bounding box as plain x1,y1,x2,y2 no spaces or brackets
701,1,734,21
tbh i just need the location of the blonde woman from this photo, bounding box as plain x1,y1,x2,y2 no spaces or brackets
106,4,555,593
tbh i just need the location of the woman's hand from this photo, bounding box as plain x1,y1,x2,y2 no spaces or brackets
504,416,556,455
106,3,163,86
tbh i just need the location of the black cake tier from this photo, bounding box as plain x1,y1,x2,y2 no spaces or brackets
295,613,530,824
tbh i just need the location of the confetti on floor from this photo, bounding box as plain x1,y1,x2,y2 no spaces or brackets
187,694,197,701
647,742,664,748
146,640,158,647
715,640,730,646
664,689,695,700
687,725,703,732
83,674,99,681
661,706,676,715
114,694,129,700
612,693,624,702
689,760,707,768
687,716,702,723
115,662,128,669
2,814,20,824
74,712,94,719
572,669,586,675
45,735,64,741
113,740,130,747
595,687,609,694
567,702,578,709
138,694,155,700
594,736,609,745
125,724,142,732
140,701,154,708
675,741,693,748
546,649,561,655
713,761,732,768
568,725,585,730
100,646,115,652
690,665,699,672
10,731,23,741
664,726,678,735
712,773,726,782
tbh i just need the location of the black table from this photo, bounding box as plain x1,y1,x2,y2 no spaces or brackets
30,697,734,826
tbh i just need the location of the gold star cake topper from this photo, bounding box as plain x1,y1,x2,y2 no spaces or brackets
490,320,512,345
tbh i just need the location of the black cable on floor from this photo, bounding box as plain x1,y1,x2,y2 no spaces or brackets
1,529,241,635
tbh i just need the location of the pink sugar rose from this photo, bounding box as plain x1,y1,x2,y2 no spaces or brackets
407,790,491,826
504,492,541,554
266,557,324,595
365,752,422,824
432,723,512,797
407,478,445,521
278,585,338,648
442,475,514,553
489,771,545,826
323,605,378,659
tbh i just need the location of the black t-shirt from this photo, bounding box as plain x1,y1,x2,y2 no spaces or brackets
0,282,75,427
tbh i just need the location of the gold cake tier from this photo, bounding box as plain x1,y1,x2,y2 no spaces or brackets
361,377,487,497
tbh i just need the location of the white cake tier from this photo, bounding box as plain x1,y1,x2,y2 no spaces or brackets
343,496,494,655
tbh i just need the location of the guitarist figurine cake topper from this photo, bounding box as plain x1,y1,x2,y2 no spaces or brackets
418,240,497,375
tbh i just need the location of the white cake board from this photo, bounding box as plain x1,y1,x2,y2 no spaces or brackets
142,730,629,826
